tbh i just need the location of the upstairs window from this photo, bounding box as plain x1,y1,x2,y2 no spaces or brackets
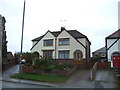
59,38,70,45
44,39,53,46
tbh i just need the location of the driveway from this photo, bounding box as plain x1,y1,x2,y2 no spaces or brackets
2,64,19,81
94,69,117,88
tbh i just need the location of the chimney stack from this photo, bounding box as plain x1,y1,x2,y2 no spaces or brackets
61,27,66,31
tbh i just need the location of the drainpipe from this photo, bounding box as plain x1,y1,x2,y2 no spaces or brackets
55,37,57,60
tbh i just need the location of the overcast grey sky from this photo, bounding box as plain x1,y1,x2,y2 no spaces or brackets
0,0,119,54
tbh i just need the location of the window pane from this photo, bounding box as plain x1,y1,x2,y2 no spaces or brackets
59,54,64,59
43,51,53,58
58,50,69,59
44,39,53,46
59,38,69,45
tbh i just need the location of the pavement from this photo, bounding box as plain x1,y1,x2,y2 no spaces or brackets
2,64,118,88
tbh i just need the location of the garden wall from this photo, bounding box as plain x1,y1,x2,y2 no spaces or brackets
22,65,76,77
55,59,96,69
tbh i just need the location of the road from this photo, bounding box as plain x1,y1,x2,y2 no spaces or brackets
2,81,50,88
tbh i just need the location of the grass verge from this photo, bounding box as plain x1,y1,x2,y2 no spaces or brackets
10,73,68,83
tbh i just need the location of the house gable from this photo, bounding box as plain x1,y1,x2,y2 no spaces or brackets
31,30,55,52
105,29,120,62
106,29,120,39
57,30,86,58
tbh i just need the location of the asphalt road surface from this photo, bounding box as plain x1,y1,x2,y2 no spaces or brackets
2,81,50,88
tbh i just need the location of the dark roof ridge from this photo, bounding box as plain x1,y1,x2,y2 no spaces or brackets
93,47,106,53
106,29,120,39
32,29,90,44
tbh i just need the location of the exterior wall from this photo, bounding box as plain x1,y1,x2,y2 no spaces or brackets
56,30,86,59
77,38,91,60
118,1,120,29
31,31,55,58
32,41,38,46
31,30,90,60
107,39,120,62
85,38,91,61
0,15,2,76
119,39,120,51
0,15,2,58
77,38,86,45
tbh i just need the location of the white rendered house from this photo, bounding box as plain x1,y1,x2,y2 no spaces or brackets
31,27,91,64
105,29,120,67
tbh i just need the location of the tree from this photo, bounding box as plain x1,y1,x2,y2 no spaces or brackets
2,17,7,57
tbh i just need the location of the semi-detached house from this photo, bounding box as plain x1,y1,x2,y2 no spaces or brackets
31,27,91,64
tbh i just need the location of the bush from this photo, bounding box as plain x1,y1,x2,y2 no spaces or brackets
33,58,57,70
55,62,75,70
34,58,55,66
45,65,56,71
33,58,75,71
16,52,36,65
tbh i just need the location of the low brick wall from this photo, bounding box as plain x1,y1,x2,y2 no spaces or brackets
22,66,76,76
55,60,96,69
55,59,74,64
22,66,33,73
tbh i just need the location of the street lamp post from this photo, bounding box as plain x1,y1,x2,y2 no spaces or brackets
19,0,26,73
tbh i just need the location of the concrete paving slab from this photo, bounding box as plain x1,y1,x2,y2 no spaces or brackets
95,69,116,82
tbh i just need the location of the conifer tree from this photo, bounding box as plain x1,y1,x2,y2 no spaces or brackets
2,17,7,57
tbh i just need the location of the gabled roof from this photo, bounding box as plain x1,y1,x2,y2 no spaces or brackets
93,47,106,53
32,35,44,41
51,31,61,37
67,30,86,38
31,27,91,50
106,29,120,39
32,29,87,41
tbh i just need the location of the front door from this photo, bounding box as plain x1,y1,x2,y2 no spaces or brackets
73,50,83,64
112,55,120,68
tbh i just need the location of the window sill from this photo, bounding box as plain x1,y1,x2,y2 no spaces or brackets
58,44,70,46
43,45,54,47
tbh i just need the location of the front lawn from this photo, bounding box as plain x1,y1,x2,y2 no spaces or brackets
11,73,68,83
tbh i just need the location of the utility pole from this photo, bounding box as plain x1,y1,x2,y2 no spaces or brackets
19,0,26,73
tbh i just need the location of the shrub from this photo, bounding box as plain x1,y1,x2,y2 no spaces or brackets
33,58,57,70
16,52,36,65
33,58,75,71
55,62,75,70
45,65,56,71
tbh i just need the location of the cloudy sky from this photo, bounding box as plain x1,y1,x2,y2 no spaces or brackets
0,0,119,55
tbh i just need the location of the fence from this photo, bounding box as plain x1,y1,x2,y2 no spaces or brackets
97,62,109,69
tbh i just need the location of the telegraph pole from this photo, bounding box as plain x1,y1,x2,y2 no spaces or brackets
19,0,26,73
